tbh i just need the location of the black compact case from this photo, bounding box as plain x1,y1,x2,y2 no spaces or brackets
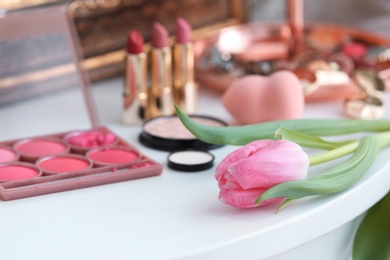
139,115,226,151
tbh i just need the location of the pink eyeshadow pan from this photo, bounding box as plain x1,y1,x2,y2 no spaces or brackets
0,146,18,163
37,155,91,174
0,163,40,182
15,139,68,157
87,148,139,165
65,131,117,148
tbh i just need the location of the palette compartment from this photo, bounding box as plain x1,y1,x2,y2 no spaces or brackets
14,137,70,163
0,126,163,201
0,145,19,163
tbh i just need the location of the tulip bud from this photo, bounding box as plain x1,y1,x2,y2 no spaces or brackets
215,140,309,208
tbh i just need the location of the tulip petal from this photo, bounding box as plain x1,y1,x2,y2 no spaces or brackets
227,140,309,189
218,185,283,208
215,140,309,208
215,140,276,183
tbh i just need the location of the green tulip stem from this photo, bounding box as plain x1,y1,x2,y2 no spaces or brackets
309,131,390,166
309,141,359,166
376,131,390,149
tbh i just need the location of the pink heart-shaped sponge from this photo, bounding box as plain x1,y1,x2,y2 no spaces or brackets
222,71,305,124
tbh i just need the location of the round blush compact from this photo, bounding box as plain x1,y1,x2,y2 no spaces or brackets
139,115,226,151
0,162,42,182
86,146,140,166
167,150,215,172
37,154,92,175
64,130,118,154
14,138,69,162
0,145,19,163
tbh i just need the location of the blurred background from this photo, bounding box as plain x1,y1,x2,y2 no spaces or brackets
251,0,390,38
1,0,389,105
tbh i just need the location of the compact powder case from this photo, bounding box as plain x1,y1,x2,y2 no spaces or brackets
168,150,215,172
139,115,227,151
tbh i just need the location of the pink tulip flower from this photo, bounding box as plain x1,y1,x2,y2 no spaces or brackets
215,140,309,208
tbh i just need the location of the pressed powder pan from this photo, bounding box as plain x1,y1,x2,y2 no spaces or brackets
139,115,227,151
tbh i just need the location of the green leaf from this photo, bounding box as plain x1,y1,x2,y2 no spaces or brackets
255,136,379,206
309,143,365,180
353,191,390,260
275,126,353,150
277,199,293,213
175,105,390,146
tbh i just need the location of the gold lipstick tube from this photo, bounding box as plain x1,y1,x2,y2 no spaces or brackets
287,0,304,58
123,52,149,124
173,42,198,114
150,47,175,117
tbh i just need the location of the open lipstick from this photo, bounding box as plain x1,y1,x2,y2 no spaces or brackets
123,30,149,124
150,22,174,117
173,18,198,114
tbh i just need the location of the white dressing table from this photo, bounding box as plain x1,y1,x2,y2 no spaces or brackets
0,77,389,260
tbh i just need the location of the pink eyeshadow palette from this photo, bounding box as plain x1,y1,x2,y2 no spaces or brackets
0,127,162,201
139,115,227,151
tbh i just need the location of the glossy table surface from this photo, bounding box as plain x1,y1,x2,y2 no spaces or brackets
1,77,389,260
